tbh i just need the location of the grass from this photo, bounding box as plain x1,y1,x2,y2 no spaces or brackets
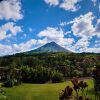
1,79,95,100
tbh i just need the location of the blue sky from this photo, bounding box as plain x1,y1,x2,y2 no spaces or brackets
0,0,100,55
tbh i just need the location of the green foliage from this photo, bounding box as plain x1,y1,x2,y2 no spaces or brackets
73,70,83,77
2,78,21,88
2,66,21,88
59,78,92,100
2,78,14,87
33,66,52,83
20,66,63,83
0,53,99,84
51,71,64,83
92,64,100,97
0,88,7,100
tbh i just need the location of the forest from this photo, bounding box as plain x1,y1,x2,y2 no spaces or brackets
0,52,99,85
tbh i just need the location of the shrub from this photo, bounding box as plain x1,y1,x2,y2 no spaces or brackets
20,66,31,83
51,71,64,83
2,78,14,87
0,88,7,100
33,66,52,83
20,66,52,83
59,77,92,100
2,78,21,87
73,70,83,77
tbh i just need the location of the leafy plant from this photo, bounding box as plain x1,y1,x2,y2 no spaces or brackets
2,78,14,87
92,65,100,99
0,88,7,100
51,70,64,83
59,77,92,100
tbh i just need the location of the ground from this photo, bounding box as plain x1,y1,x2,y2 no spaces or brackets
1,79,95,100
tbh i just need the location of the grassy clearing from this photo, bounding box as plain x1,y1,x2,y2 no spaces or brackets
1,79,95,100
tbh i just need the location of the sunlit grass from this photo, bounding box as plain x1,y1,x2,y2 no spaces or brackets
1,79,95,100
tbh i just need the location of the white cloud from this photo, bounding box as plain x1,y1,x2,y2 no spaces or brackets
38,27,74,49
64,31,72,35
0,39,37,56
0,22,22,40
85,48,100,53
29,28,33,32
13,39,37,52
71,12,95,37
67,12,100,38
59,21,68,26
0,44,12,56
23,34,27,37
61,12,100,53
94,19,100,37
0,0,23,21
97,19,100,23
63,12,100,53
60,0,81,12
44,0,59,6
92,0,97,6
38,27,64,39
73,37,90,52
44,0,81,12
69,37,100,53
99,5,100,12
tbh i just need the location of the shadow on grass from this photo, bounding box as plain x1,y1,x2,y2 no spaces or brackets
87,88,100,100
87,88,95,94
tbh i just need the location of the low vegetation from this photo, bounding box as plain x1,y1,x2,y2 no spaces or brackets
0,53,99,78
59,78,92,100
0,53,99,99
0,79,95,100
2,66,64,87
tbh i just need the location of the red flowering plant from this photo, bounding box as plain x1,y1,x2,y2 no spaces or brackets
59,86,73,100
59,77,92,100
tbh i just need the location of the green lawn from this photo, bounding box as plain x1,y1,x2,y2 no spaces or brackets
1,79,95,100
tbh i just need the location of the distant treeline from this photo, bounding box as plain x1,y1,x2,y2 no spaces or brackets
0,52,100,77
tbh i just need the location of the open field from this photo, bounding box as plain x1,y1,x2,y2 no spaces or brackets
1,79,96,100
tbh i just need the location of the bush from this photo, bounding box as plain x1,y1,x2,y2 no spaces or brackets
2,79,14,87
3,66,64,84
13,79,21,86
2,78,20,87
20,66,52,83
73,70,83,77
51,71,64,83
20,66,31,83
33,66,52,83
0,88,7,100
59,78,92,100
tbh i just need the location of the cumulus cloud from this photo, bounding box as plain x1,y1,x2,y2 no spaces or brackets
44,0,59,6
94,19,100,37
85,48,100,53
44,0,81,12
67,12,100,53
38,27,64,39
92,0,97,6
0,39,37,56
73,37,90,52
38,27,75,49
59,21,68,26
0,22,22,40
0,0,23,21
99,5,100,12
29,28,33,32
66,12,100,38
60,0,81,12
71,12,95,37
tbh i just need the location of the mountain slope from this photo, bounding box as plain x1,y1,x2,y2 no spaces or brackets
28,42,71,53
